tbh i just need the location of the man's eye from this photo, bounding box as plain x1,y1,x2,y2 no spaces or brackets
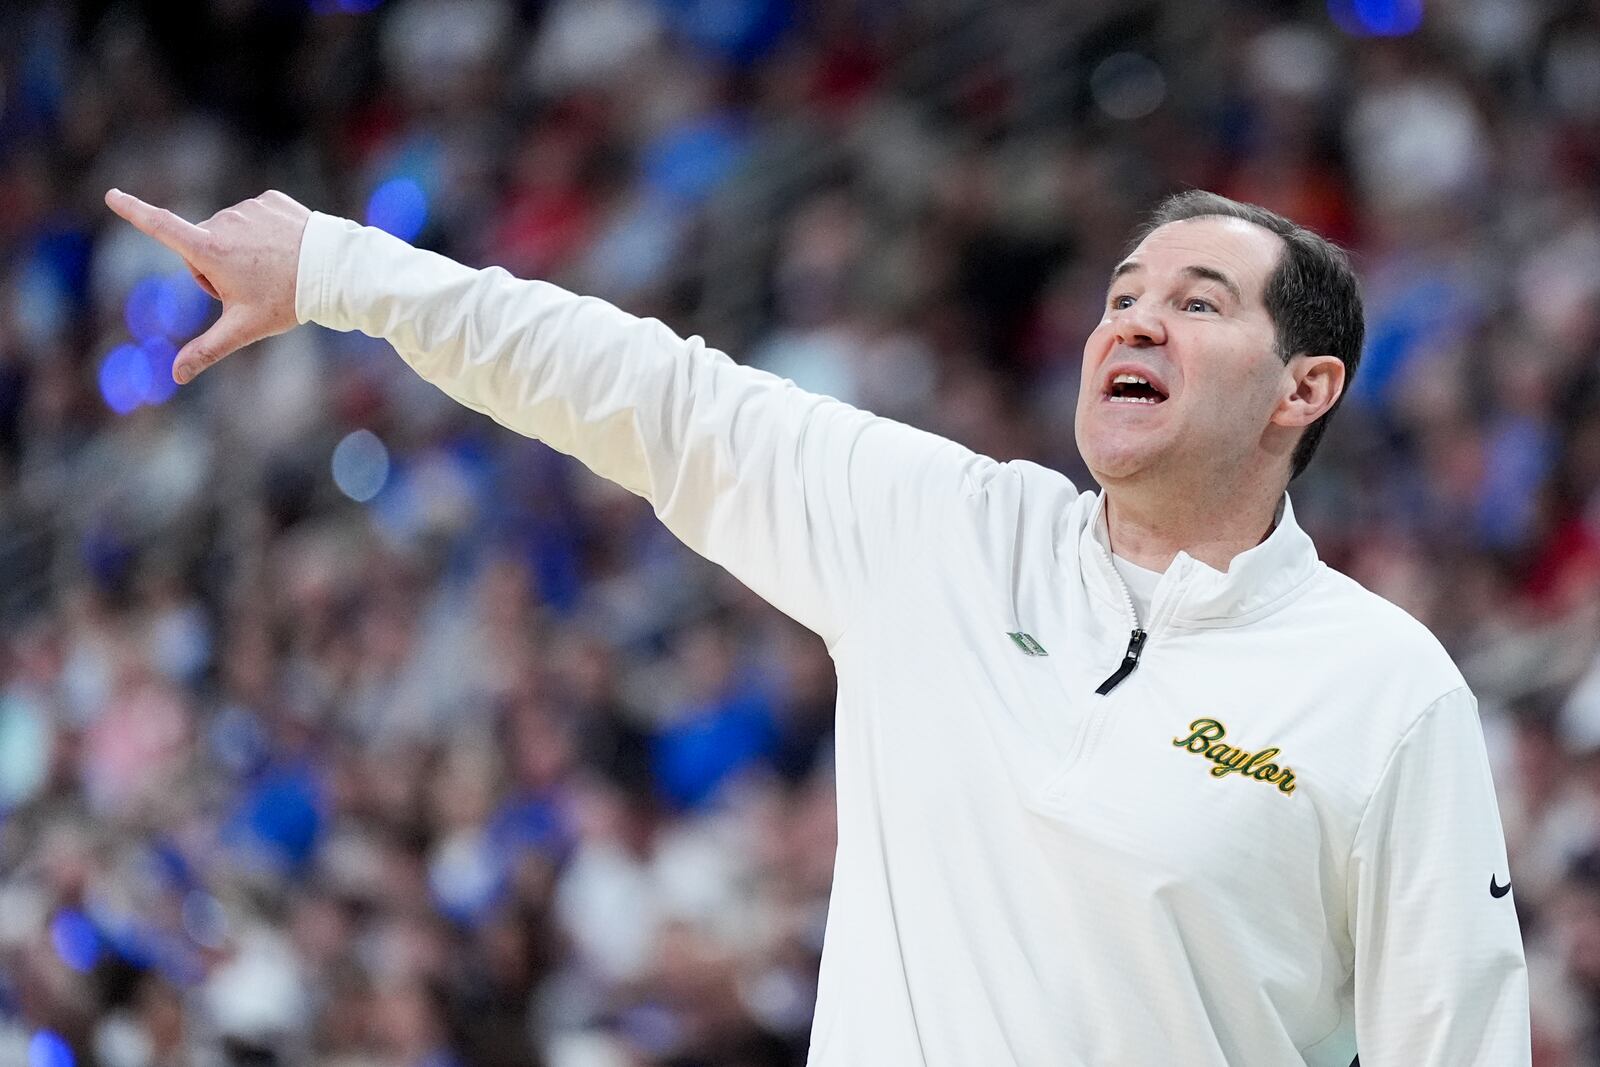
1111,294,1135,310
1185,298,1217,313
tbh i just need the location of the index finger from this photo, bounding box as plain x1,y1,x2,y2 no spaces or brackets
105,189,209,257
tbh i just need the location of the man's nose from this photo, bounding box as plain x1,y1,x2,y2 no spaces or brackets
1112,302,1166,347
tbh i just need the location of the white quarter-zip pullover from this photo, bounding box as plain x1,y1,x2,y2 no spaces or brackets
295,213,1531,1066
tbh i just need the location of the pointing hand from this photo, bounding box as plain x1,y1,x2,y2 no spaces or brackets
104,189,311,384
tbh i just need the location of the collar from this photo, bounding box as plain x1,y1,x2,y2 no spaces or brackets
1079,491,1321,629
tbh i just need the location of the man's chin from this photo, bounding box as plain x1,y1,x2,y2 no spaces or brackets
1086,456,1158,486
1078,433,1171,485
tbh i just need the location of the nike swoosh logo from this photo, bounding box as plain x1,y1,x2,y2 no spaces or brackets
1490,875,1511,899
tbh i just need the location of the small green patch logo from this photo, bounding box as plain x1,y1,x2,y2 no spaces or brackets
1006,631,1049,656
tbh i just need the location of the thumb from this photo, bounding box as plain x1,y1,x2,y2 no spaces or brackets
173,306,260,384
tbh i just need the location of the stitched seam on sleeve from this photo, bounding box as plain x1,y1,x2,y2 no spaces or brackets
1344,683,1473,910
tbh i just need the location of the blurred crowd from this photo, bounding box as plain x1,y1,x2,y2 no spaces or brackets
1,0,1599,1063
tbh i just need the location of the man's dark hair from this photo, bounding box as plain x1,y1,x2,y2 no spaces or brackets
1126,190,1365,481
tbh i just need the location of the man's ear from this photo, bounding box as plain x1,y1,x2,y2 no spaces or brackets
1271,354,1345,430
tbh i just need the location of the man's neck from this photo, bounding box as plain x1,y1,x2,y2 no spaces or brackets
1103,484,1282,573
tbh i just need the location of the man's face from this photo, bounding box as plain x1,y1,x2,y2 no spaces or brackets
1075,216,1291,485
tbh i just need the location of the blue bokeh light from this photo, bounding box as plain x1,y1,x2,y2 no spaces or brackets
124,275,174,342
332,429,391,502
141,338,180,406
99,344,154,415
1329,0,1423,36
165,276,212,337
365,178,429,242
99,340,183,415
125,274,211,344
98,340,185,415
28,1032,74,1067
49,910,99,973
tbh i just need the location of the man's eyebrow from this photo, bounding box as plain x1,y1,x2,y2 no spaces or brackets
1106,261,1244,305
1109,260,1140,288
1182,265,1242,304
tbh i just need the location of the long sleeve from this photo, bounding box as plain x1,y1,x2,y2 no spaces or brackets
294,212,998,647
1347,685,1531,1065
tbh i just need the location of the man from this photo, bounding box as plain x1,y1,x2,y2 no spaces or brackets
105,185,1530,1064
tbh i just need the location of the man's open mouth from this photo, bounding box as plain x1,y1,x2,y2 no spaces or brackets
1105,373,1168,405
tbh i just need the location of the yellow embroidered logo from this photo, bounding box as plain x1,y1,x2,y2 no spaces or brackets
1172,718,1297,796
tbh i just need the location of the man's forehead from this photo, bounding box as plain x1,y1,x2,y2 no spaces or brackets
1118,216,1284,290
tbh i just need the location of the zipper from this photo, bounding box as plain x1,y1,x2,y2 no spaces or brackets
1041,541,1150,800
1095,629,1146,695
1094,541,1147,695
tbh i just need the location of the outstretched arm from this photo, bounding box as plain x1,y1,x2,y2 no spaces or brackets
105,190,997,646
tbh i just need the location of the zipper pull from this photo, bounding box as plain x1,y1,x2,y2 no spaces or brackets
1095,628,1147,695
